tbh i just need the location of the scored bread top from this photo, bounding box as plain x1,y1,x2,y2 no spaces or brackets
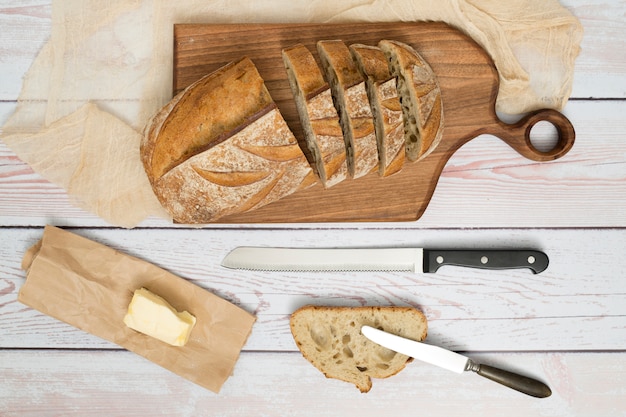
350,44,405,177
282,44,348,188
142,57,315,223
379,40,444,162
142,57,275,184
317,40,365,88
281,44,328,99
349,43,393,83
317,40,378,179
153,108,316,223
290,305,428,393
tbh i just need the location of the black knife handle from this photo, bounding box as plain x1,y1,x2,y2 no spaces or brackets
470,362,552,398
423,250,549,274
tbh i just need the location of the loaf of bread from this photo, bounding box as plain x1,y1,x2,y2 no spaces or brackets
350,44,405,177
379,40,444,161
282,44,349,188
141,57,316,223
290,305,428,393
317,41,379,179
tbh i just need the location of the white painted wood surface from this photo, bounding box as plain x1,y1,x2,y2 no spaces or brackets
1,1,625,416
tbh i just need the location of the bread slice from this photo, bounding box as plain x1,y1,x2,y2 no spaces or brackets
282,44,348,188
350,44,405,177
317,40,379,179
379,40,444,161
141,57,317,223
290,305,428,393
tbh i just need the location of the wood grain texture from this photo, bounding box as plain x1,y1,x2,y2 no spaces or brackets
0,1,51,100
2,227,625,351
0,1,624,101
1,350,625,417
1,1,625,416
563,0,626,98
172,22,575,223
1,100,623,228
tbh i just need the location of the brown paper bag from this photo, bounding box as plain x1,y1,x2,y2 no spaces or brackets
18,225,256,393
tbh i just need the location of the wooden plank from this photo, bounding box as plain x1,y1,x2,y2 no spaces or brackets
0,1,51,100
420,98,626,227
563,0,626,98
1,349,625,417
2,227,625,351
5,307,624,352
1,99,624,228
0,2,624,417
1,1,625,101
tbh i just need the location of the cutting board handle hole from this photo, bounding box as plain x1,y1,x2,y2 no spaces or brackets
494,109,575,161
529,121,559,153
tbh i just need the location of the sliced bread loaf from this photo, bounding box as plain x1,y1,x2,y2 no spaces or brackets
317,40,379,179
282,44,349,188
290,305,428,393
379,40,444,161
350,43,405,177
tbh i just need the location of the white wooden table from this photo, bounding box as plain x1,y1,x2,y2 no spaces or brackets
1,1,625,416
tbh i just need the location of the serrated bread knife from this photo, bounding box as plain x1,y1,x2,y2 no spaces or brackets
221,247,549,274
361,326,551,398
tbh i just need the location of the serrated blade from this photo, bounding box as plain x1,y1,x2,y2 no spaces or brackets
221,247,549,274
221,247,423,272
361,326,468,374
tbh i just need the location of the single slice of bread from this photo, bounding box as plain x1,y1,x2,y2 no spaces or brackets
379,40,444,161
290,305,428,393
350,44,405,177
141,57,316,223
282,44,348,188
317,40,379,179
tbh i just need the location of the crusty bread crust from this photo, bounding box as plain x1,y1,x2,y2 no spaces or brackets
379,40,444,162
290,305,428,393
153,109,316,223
141,90,186,186
350,44,405,177
317,40,379,179
141,57,315,223
282,44,348,188
141,41,444,223
142,57,275,184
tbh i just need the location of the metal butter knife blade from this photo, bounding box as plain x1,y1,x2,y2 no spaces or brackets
221,247,549,274
361,326,551,398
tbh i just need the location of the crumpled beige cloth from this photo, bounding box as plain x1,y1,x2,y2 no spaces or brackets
0,0,582,227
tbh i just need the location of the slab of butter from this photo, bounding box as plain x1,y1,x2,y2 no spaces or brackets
123,288,196,346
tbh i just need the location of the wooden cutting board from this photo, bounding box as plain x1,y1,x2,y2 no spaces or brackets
173,22,575,223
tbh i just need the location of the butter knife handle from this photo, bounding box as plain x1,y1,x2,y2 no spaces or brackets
423,250,549,274
474,363,552,398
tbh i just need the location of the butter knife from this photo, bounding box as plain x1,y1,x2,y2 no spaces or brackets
361,326,551,398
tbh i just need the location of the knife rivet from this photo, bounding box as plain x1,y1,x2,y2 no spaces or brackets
528,256,536,264
481,256,489,264
436,256,444,264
